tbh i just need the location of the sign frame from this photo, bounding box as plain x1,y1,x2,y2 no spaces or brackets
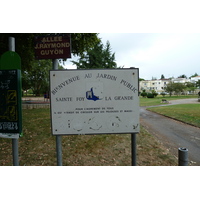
50,68,139,135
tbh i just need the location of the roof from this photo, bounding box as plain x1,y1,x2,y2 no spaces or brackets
191,76,200,78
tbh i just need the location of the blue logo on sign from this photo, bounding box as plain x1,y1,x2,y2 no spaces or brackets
86,88,101,101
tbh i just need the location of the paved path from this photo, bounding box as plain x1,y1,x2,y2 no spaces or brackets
167,98,199,105
140,98,200,166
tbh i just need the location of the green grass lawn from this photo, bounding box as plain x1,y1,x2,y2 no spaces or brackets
147,104,200,128
1,95,198,166
140,95,197,107
0,108,177,166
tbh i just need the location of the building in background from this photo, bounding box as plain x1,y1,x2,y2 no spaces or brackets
140,76,200,94
140,79,170,94
171,77,190,83
190,76,200,83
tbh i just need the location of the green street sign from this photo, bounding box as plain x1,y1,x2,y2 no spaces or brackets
0,51,22,138
0,51,21,70
0,70,22,136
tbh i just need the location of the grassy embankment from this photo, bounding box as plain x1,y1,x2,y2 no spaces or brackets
147,104,200,128
140,95,200,128
0,108,177,166
140,95,197,107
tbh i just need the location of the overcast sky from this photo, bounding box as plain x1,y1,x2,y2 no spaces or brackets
3,1,200,81
64,33,200,80
2,0,200,81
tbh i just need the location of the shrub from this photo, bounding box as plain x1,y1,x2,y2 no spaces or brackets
160,92,166,97
152,92,158,97
147,93,154,98
141,92,147,98
151,90,158,97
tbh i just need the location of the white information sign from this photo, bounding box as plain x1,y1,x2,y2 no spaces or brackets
50,69,139,135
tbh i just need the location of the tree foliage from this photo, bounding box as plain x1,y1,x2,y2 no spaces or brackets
196,80,200,88
185,82,196,93
22,60,63,96
160,74,165,79
140,90,147,98
178,74,187,78
0,33,100,72
71,41,117,69
165,81,186,96
71,33,100,57
190,73,198,78
0,33,100,95
147,93,155,98
0,33,35,71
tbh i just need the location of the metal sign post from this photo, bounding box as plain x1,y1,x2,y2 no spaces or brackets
12,138,19,166
131,133,137,166
52,59,62,166
10,37,20,166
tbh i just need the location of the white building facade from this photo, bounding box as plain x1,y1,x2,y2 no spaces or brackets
140,79,170,94
140,76,200,94
171,77,190,83
190,76,200,83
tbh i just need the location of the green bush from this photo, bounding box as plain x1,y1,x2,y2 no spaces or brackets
147,93,154,98
160,92,166,97
141,92,147,98
152,92,158,97
151,90,158,97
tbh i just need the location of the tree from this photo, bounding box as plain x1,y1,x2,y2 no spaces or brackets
71,41,117,69
196,80,200,89
71,33,101,57
151,90,158,97
165,81,174,96
160,74,165,79
173,83,186,95
190,73,198,78
165,81,186,96
22,60,64,96
0,33,100,72
0,33,36,72
160,92,166,97
185,82,196,94
140,90,147,98
178,74,187,78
